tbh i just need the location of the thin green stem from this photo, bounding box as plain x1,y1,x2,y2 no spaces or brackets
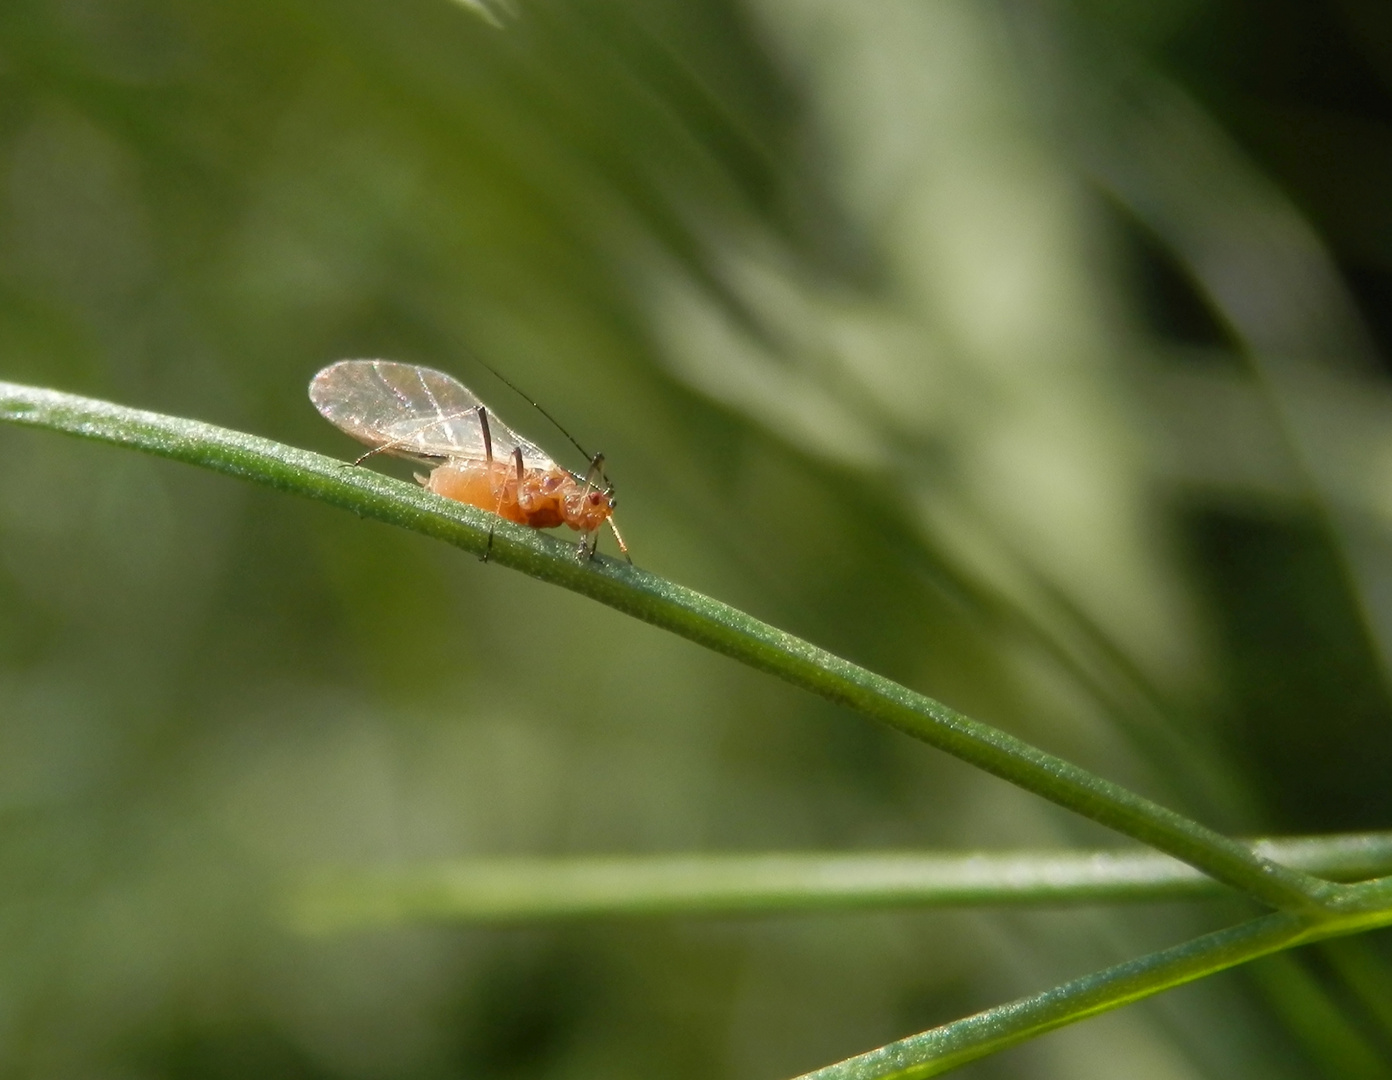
0,381,1347,913
794,905,1392,1080
1340,872,1392,913
290,831,1392,930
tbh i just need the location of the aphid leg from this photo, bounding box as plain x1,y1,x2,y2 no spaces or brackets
607,518,632,563
569,454,604,562
351,424,460,466
476,404,495,466
508,446,524,508
493,447,521,529
351,443,390,467
579,452,605,499
477,405,497,563
350,430,445,467
571,452,627,563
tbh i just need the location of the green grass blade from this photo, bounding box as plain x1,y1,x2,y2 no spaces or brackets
291,831,1392,929
0,380,1347,913
794,908,1392,1080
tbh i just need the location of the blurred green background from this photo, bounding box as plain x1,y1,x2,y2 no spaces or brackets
4,0,1392,1076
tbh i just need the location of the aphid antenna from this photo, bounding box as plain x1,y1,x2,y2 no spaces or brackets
450,339,616,491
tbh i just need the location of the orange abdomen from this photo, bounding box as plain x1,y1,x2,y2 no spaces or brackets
426,461,568,529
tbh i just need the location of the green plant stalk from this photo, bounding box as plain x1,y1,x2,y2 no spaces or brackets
1342,872,1392,913
292,831,1392,929
795,904,1392,1080
0,381,1344,913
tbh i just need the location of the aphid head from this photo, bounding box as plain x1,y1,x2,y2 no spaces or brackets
564,483,614,533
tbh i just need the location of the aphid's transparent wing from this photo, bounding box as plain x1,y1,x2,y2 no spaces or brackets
309,360,554,468
310,360,484,459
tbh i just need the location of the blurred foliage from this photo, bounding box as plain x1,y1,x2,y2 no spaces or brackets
4,0,1392,1076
